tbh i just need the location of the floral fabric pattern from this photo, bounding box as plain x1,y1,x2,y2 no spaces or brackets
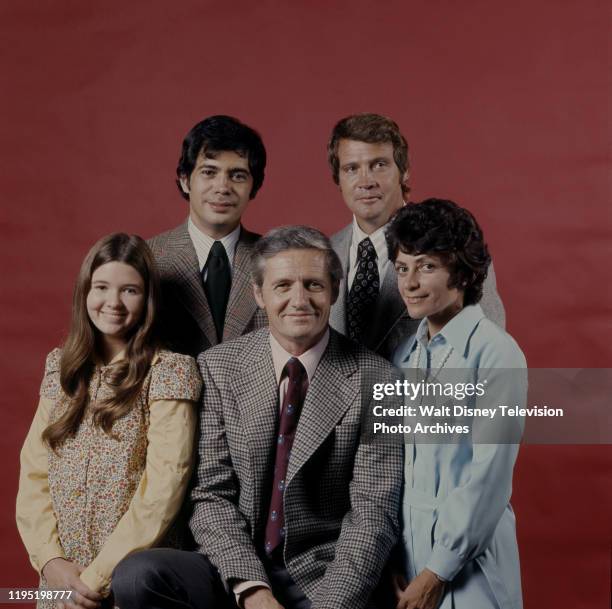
37,349,200,608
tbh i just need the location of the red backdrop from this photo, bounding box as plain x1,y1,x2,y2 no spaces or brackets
1,1,610,607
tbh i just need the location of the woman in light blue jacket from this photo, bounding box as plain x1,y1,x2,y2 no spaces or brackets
387,199,526,609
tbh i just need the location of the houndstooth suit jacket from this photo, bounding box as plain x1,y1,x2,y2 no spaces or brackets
329,223,507,360
190,328,403,609
148,222,267,357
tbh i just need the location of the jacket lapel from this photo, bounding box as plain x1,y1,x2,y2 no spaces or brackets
232,332,278,524
287,332,359,485
165,224,217,346
329,225,351,335
366,263,409,351
223,228,260,340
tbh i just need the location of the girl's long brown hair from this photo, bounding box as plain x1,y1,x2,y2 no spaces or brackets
42,233,160,449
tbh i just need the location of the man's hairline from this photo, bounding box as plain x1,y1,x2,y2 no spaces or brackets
335,135,396,149
251,248,341,289
189,147,250,169
180,147,256,200
333,135,408,188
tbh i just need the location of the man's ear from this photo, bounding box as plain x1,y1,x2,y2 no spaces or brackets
179,175,190,196
401,170,410,193
253,284,266,310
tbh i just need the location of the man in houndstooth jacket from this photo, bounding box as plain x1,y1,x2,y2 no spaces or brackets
148,115,268,358
112,226,403,609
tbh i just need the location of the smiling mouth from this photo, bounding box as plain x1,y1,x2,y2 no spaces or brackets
208,201,235,210
101,311,126,319
357,195,381,203
405,296,427,304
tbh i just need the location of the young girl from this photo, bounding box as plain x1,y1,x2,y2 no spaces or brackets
17,233,202,608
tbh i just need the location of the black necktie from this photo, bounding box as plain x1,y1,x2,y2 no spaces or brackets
347,237,380,341
203,241,231,342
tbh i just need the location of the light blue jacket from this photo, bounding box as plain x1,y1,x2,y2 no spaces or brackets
393,304,527,609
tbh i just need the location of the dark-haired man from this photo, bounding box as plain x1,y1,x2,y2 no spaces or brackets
149,115,268,356
327,113,506,359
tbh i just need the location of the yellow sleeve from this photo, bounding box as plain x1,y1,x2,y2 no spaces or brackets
79,398,197,594
16,395,65,573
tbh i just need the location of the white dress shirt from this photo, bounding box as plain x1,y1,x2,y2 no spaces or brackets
270,329,329,404
187,218,241,277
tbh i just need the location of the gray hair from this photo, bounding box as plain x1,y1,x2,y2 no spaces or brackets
251,225,343,287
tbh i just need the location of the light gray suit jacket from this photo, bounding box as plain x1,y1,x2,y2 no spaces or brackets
190,328,403,609
329,224,506,359
148,222,267,357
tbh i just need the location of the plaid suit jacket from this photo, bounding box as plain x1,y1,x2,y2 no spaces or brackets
148,222,267,357
190,328,403,609
329,223,507,360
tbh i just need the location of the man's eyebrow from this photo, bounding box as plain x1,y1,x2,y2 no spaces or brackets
196,160,250,173
370,156,390,164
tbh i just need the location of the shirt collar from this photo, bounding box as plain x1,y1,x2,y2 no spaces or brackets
187,218,241,271
351,216,389,262
269,329,330,384
97,348,167,370
437,304,486,355
94,348,127,369
397,304,486,363
393,318,427,365
415,317,429,346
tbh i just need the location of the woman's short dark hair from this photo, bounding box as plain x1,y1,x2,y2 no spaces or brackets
176,115,267,200
386,199,491,306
